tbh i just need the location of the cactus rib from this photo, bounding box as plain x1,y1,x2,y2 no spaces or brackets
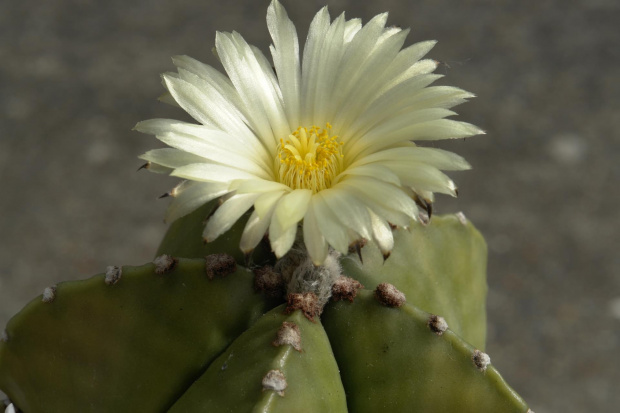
340,214,489,349
0,258,273,412
169,305,348,412
322,288,530,412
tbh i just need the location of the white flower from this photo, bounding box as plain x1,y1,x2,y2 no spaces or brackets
136,0,483,265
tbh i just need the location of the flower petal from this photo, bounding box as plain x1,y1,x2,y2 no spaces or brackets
269,201,299,258
329,13,389,120
174,69,254,137
333,28,411,133
312,13,346,124
165,181,230,223
303,202,328,265
274,189,312,229
348,108,457,159
171,163,259,183
346,71,443,141
376,40,438,93
321,188,373,240
381,162,459,196
336,164,401,186
240,205,276,253
231,179,291,195
215,31,288,154
369,209,394,257
301,6,331,125
353,119,484,161
313,192,350,254
349,146,471,171
344,18,362,42
336,177,418,227
267,0,301,128
203,193,259,242
254,190,287,219
134,118,270,171
139,148,207,170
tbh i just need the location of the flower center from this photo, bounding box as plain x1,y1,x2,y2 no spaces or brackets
276,123,343,193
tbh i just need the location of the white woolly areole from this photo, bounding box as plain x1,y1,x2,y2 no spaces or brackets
42,286,57,303
428,314,449,335
262,369,287,396
105,266,122,285
153,254,176,274
472,349,491,372
276,234,342,309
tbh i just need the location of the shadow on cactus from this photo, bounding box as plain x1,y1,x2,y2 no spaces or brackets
1,0,532,412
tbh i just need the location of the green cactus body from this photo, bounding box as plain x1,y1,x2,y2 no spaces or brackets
156,201,274,266
0,259,271,412
159,205,488,349
0,213,530,412
170,305,347,412
340,214,488,349
322,289,528,412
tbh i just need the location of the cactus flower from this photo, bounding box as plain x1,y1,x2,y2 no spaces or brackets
136,0,483,265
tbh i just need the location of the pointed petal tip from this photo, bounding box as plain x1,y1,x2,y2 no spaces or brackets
137,162,150,172
243,250,253,267
133,120,145,132
382,251,391,262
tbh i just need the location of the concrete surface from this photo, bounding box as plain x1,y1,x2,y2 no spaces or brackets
1,0,619,411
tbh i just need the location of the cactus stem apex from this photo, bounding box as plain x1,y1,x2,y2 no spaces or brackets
472,349,491,372
331,276,364,302
286,293,321,321
272,321,303,352
455,211,468,225
254,266,285,297
42,285,57,303
1,330,8,343
204,253,236,280
276,238,342,309
427,314,449,335
105,266,122,285
153,255,178,275
261,369,287,396
375,283,406,307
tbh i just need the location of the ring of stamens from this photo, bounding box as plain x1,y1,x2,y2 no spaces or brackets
276,123,343,193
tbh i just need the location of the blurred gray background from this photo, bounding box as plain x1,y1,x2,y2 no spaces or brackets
1,0,618,411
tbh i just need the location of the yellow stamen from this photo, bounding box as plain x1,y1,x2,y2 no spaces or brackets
276,124,343,193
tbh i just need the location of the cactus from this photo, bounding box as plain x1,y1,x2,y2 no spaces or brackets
1,1,534,411
0,212,531,412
